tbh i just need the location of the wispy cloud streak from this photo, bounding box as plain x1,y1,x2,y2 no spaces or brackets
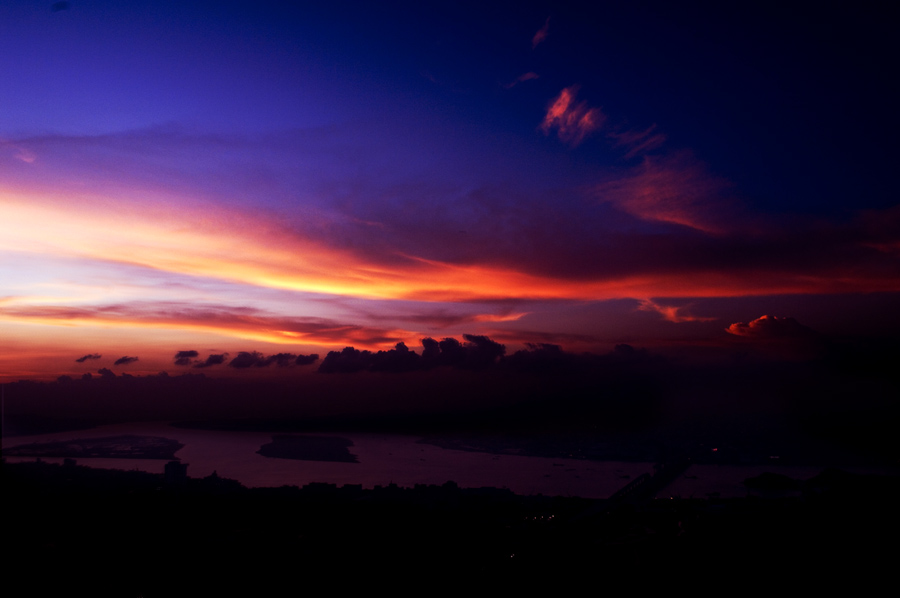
594,153,733,233
503,72,539,89
0,302,410,348
638,299,716,323
609,125,667,159
532,17,550,49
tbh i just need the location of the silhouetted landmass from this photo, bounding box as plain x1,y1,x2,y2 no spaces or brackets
5,337,899,468
256,434,359,463
5,459,899,593
4,435,184,459
418,431,668,462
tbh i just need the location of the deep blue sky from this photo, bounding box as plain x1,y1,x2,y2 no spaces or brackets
3,1,895,212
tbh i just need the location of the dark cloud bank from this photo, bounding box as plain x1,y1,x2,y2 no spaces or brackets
315,335,664,379
194,354,227,369
173,350,199,366
172,350,319,368
228,352,317,369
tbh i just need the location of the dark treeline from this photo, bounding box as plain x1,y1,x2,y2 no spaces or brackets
6,459,899,593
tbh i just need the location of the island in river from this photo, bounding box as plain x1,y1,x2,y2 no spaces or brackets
256,434,359,463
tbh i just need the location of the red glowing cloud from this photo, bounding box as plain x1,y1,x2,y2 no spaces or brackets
540,86,605,146
725,315,817,339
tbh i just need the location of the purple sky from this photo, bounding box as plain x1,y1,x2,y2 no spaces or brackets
1,1,898,380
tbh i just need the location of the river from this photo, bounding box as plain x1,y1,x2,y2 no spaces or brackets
4,421,874,498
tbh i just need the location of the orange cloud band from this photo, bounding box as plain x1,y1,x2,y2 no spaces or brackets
3,188,899,309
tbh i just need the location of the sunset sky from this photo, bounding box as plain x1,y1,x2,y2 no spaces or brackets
2,1,898,381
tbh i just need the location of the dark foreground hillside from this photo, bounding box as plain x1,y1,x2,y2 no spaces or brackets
4,459,898,595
